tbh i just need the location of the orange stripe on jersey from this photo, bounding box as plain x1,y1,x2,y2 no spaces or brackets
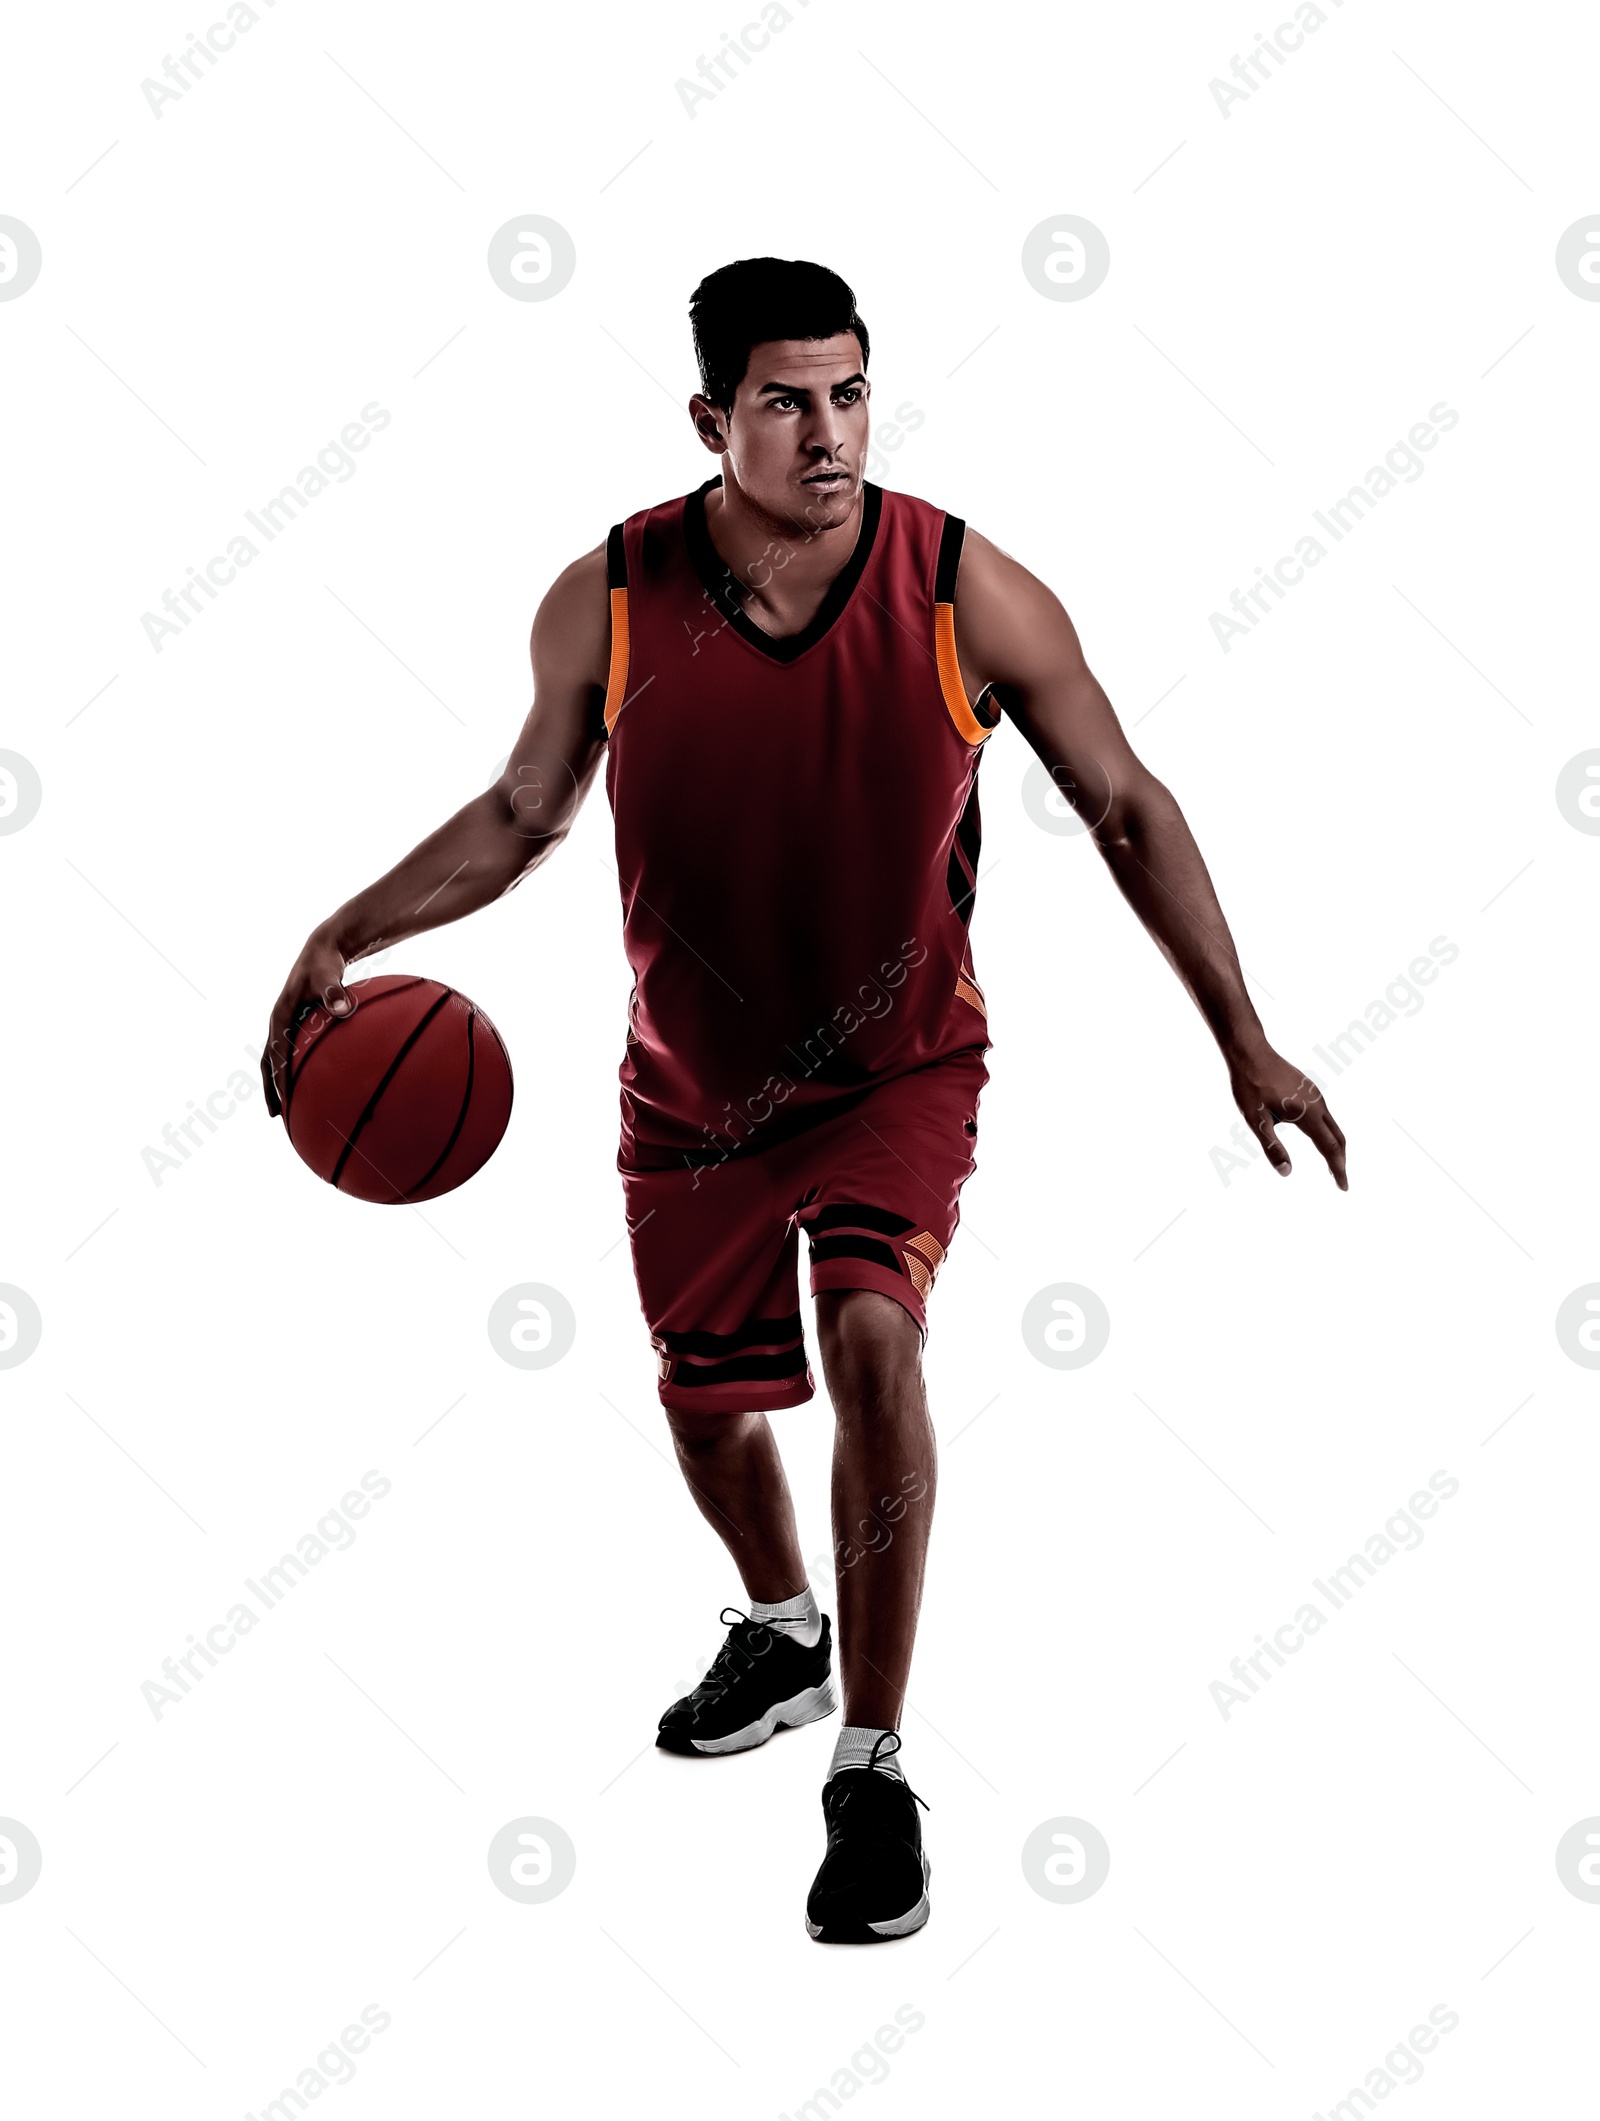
602,586,630,735
934,603,994,747
955,971,987,1017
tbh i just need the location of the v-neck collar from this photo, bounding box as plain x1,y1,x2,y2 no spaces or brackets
682,475,883,665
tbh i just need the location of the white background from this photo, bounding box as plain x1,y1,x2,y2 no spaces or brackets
2,0,1596,2113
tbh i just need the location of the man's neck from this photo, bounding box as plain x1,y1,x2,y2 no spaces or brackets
703,473,865,623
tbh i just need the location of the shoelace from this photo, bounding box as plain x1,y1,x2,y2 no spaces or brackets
690,1607,773,1699
833,1730,930,1814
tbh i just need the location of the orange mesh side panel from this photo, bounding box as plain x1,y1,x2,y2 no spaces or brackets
933,603,994,747
602,586,630,735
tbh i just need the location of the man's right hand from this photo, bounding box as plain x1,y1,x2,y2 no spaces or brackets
261,930,354,1118
258,540,612,1123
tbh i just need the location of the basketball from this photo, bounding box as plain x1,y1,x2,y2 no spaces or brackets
282,974,514,1203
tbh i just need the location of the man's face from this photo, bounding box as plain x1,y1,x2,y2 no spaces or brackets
694,333,870,533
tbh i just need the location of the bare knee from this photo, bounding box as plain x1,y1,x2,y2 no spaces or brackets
814,1289,922,1405
665,1406,765,1461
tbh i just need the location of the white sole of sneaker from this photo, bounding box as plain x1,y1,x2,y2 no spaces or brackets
805,1853,932,1941
868,1855,932,1938
689,1678,839,1754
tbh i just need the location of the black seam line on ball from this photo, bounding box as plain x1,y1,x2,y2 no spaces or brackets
404,1005,477,1200
329,988,455,1189
286,975,432,1121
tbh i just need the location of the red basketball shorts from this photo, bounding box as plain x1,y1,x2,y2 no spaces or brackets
620,1049,989,1413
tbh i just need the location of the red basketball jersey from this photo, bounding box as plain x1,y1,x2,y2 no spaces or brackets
600,475,999,1170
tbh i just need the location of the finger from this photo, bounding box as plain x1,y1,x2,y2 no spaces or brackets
274,1001,320,1124
272,997,318,1115
321,978,354,1017
1298,1108,1349,1190
266,1011,295,1119
1246,1105,1292,1176
260,1044,281,1119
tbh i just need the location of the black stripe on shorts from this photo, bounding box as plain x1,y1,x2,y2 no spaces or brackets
807,1235,903,1275
659,1312,804,1359
668,1348,811,1390
806,1203,915,1238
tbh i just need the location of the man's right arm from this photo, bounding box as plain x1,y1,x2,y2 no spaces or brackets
260,542,612,1115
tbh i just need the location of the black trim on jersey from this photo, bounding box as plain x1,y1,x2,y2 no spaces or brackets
682,476,884,665
806,1202,916,1239
589,523,628,745
955,782,982,874
808,1234,903,1275
946,845,975,927
938,513,1005,727
934,512,965,603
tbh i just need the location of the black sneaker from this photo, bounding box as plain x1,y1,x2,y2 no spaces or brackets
805,1733,931,1942
656,1607,838,1756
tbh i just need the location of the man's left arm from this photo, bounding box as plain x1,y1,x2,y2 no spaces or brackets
954,529,1348,1189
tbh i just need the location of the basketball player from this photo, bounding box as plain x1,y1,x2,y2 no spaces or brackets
263,258,1347,1944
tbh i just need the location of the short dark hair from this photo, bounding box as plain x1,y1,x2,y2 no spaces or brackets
689,257,870,413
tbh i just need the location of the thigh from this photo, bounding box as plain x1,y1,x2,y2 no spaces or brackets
621,1151,817,1413
787,1049,990,1343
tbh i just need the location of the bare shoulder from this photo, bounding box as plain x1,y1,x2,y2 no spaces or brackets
953,525,1083,689
530,540,611,691
957,526,1063,618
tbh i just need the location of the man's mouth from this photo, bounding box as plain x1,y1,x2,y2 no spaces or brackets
802,470,850,486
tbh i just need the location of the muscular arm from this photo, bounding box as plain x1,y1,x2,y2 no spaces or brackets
261,544,611,1114
953,530,1347,1188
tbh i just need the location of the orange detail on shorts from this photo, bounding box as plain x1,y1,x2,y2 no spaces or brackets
906,1230,946,1271
934,603,993,747
603,586,631,735
905,1253,933,1300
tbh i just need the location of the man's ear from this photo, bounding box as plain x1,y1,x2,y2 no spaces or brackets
689,394,730,454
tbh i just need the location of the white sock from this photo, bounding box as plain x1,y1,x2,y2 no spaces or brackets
829,1724,904,1781
748,1585,822,1648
